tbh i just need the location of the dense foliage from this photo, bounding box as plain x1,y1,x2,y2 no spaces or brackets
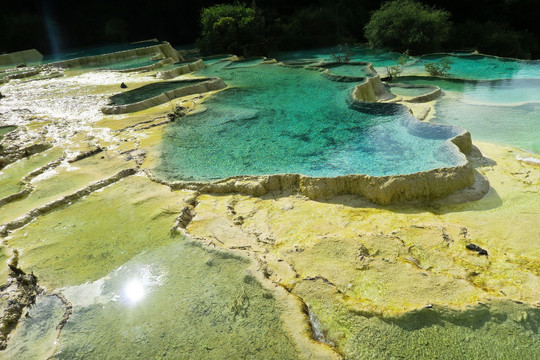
197,4,265,56
364,0,451,54
1,1,539,59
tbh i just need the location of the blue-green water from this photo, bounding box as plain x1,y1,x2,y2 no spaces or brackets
387,85,434,97
223,58,265,69
394,77,540,153
409,54,540,80
201,55,234,65
274,46,540,80
434,100,540,154
396,77,540,104
158,60,464,181
274,46,401,68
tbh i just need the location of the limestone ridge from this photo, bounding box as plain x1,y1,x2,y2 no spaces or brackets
0,147,103,208
156,59,206,79
0,168,136,237
147,161,475,205
0,68,43,85
101,76,226,115
0,155,65,207
47,42,183,69
116,58,175,74
0,142,52,171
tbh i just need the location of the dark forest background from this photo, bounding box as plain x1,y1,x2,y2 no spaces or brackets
1,0,539,58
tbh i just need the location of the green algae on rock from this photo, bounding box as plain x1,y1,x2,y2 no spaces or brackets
0,148,63,201
52,240,299,360
296,281,540,360
6,176,183,288
0,126,16,140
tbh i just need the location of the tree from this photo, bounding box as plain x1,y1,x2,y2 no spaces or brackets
424,58,451,76
364,0,451,54
196,3,265,57
385,50,409,79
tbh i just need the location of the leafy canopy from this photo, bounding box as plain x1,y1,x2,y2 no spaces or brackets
364,0,451,54
197,3,265,56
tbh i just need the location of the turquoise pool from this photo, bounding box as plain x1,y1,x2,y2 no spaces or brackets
157,60,464,181
387,85,434,97
434,100,540,154
273,46,540,80
394,77,540,154
409,54,540,80
274,46,402,68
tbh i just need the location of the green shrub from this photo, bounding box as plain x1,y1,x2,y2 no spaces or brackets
385,50,409,79
197,3,265,56
364,0,451,54
424,58,451,76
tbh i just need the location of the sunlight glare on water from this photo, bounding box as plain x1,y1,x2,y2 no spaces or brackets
123,279,146,305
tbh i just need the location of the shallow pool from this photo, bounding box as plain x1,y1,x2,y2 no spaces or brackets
395,77,540,154
157,60,464,181
387,85,434,97
396,77,540,105
274,46,540,80
108,79,208,106
0,125,16,140
51,240,298,360
98,57,159,71
408,54,540,80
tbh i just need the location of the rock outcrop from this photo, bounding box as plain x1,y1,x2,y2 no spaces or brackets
101,77,227,115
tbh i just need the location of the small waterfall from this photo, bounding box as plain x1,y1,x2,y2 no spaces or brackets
306,303,335,347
